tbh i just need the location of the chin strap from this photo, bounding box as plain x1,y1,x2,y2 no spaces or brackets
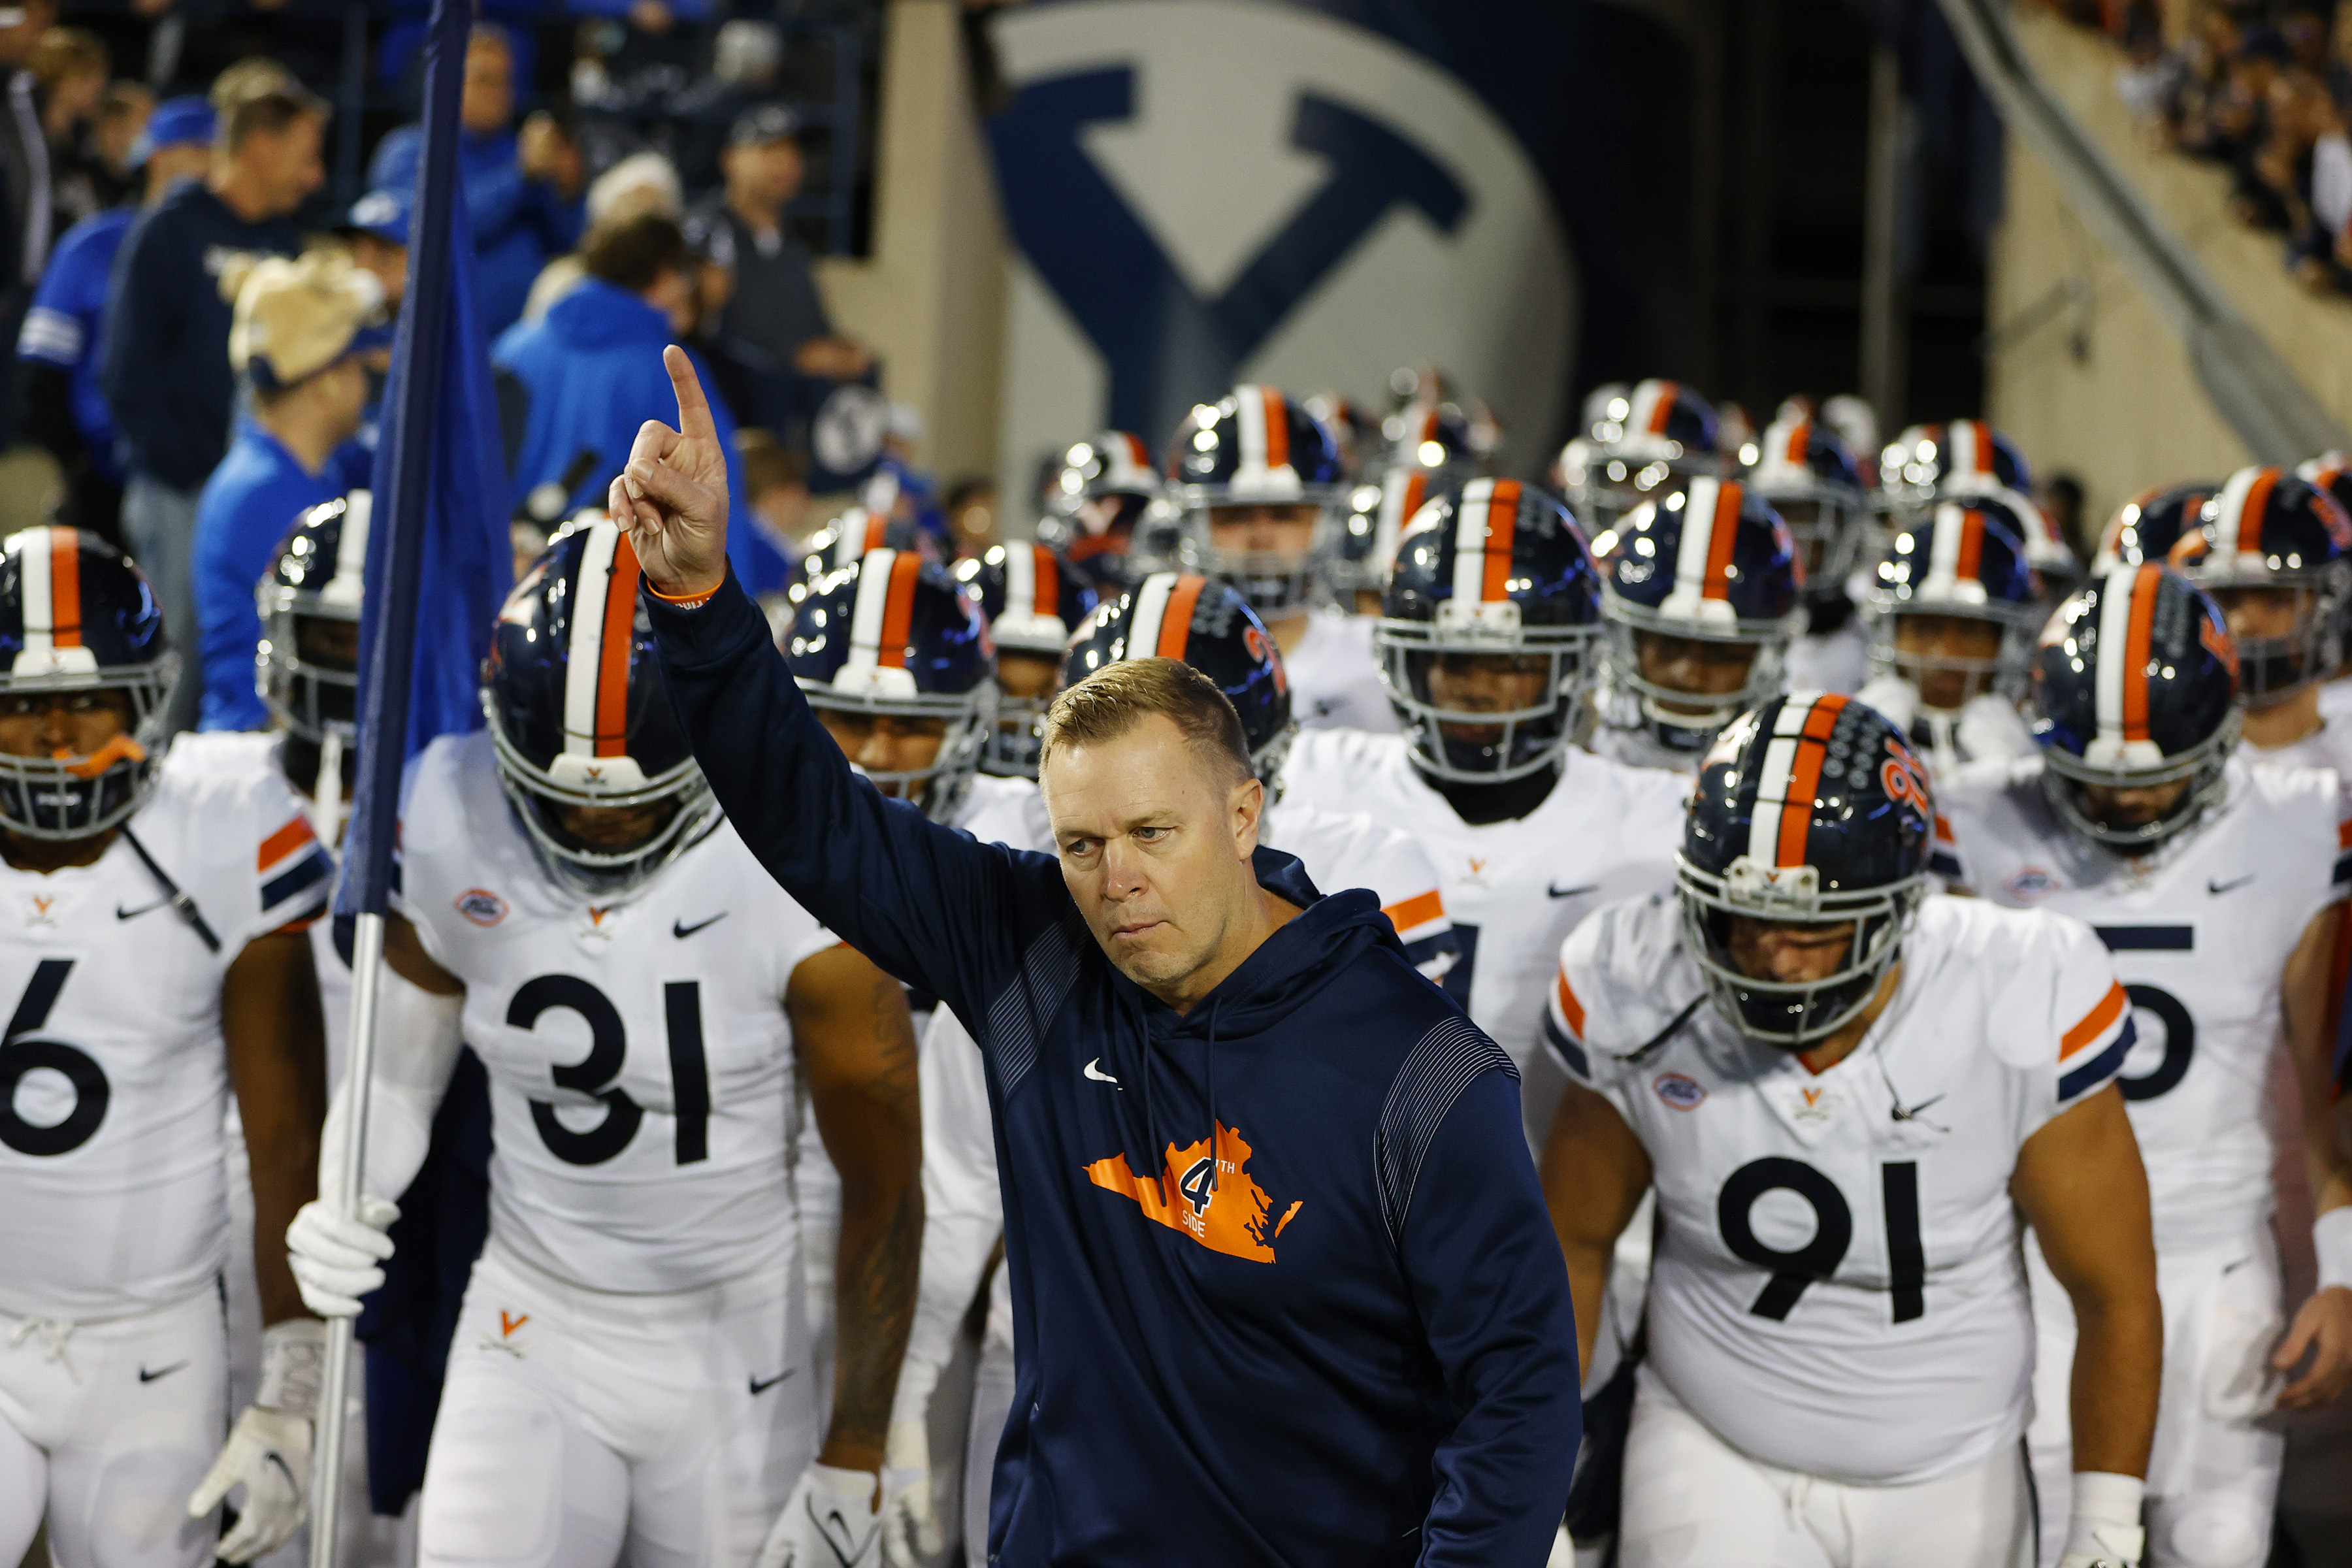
118,826,220,954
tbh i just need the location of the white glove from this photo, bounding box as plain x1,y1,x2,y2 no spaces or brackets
188,1319,327,1563
287,1195,399,1318
879,1419,943,1568
2055,1471,2145,1568
757,1463,885,1568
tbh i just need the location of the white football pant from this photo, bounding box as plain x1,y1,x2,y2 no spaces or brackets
416,1243,815,1568
2027,1235,2283,1568
1618,1373,2033,1568
0,1288,225,1568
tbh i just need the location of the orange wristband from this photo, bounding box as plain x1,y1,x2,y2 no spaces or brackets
645,577,721,608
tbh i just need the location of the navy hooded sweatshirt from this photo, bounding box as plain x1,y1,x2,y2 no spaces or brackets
647,573,1581,1567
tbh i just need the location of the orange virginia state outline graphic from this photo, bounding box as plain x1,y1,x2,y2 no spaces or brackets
1084,1121,1303,1263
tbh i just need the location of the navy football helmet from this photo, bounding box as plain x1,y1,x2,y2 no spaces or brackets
1878,419,2031,515
783,549,996,823
1036,431,1162,593
1303,392,1383,478
259,491,368,804
1062,572,1294,785
1745,412,1869,610
2091,480,2217,573
0,527,174,840
1325,465,1463,608
784,506,936,623
1596,477,1805,760
2170,465,2352,707
1867,492,2046,713
1560,378,1723,534
2032,565,2241,853
485,514,721,898
1379,478,1605,783
955,542,1096,779
1165,385,1347,617
1678,694,1934,1049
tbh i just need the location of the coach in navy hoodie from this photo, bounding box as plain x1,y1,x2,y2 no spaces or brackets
619,349,1580,1566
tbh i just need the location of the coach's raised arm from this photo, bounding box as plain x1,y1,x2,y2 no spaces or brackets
615,347,1582,1566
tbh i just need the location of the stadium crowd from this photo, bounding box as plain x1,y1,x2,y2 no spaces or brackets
1,4,2351,1568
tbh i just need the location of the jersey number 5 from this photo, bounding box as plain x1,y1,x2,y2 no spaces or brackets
0,960,105,1158
512,975,713,1167
1718,1156,1926,1324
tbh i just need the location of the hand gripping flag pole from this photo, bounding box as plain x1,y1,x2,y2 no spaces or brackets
310,0,480,1557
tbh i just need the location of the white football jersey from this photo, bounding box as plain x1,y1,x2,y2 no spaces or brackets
1281,728,1686,1070
396,730,838,1294
958,771,1052,856
1938,755,2347,1252
2246,715,2352,813
1784,619,1870,696
1281,608,1395,733
0,737,333,1318
1550,893,2130,1484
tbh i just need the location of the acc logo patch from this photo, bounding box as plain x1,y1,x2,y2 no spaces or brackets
1653,1071,1706,1111
2004,866,2061,902
455,889,508,926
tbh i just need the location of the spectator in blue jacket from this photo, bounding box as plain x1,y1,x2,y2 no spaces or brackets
367,24,585,338
17,93,214,544
192,250,384,730
493,212,787,593
101,80,323,733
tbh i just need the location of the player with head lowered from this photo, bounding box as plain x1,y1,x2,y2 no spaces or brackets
1937,563,2352,1568
1543,693,2162,1568
282,513,924,1567
0,528,336,1567
615,348,1580,1565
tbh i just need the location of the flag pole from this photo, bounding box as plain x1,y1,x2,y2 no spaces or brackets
308,0,470,1559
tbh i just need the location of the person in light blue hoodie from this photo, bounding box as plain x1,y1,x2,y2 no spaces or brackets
492,212,787,594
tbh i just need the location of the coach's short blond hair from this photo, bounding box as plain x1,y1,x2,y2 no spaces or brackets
1038,658,1252,791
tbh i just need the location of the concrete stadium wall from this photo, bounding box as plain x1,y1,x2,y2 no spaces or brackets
815,0,1009,490
1987,7,2352,523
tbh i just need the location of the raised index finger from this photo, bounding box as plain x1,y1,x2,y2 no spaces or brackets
664,344,717,444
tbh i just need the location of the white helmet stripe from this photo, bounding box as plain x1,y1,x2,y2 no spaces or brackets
841,546,902,678
20,527,52,654
1626,380,1669,436
1233,384,1271,485
1925,500,1967,589
2211,465,2260,559
1745,694,1818,866
323,491,371,609
1004,540,1037,619
561,523,620,756
1451,481,1494,605
2093,564,2136,752
1127,572,1178,656
1668,476,1722,604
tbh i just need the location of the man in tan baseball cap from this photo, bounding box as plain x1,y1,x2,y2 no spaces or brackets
191,250,391,730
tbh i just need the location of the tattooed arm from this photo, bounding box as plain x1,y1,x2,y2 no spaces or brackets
789,943,925,1473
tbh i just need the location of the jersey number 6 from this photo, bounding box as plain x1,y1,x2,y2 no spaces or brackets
511,974,713,1167
0,960,106,1158
1718,1156,1926,1324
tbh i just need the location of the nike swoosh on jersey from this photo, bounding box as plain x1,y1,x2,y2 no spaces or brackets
138,1361,189,1383
1083,1058,1122,1088
749,1370,794,1395
673,913,728,938
116,898,171,921
2207,874,2257,895
1547,883,1600,899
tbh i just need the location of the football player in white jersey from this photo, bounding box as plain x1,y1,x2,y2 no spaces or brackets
1282,479,1690,1151
283,517,924,1568
1855,489,2046,775
896,572,1462,1566
1557,378,1725,538
2173,465,2352,787
1748,409,1874,695
1544,693,2162,1568
1160,385,1393,732
1938,563,2352,1568
1032,431,1160,598
0,527,336,1568
1588,476,1806,774
1324,400,1482,618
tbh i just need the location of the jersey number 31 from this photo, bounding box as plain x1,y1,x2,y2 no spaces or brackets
512,974,712,1167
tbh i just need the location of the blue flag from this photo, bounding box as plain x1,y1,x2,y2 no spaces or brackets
338,0,512,922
